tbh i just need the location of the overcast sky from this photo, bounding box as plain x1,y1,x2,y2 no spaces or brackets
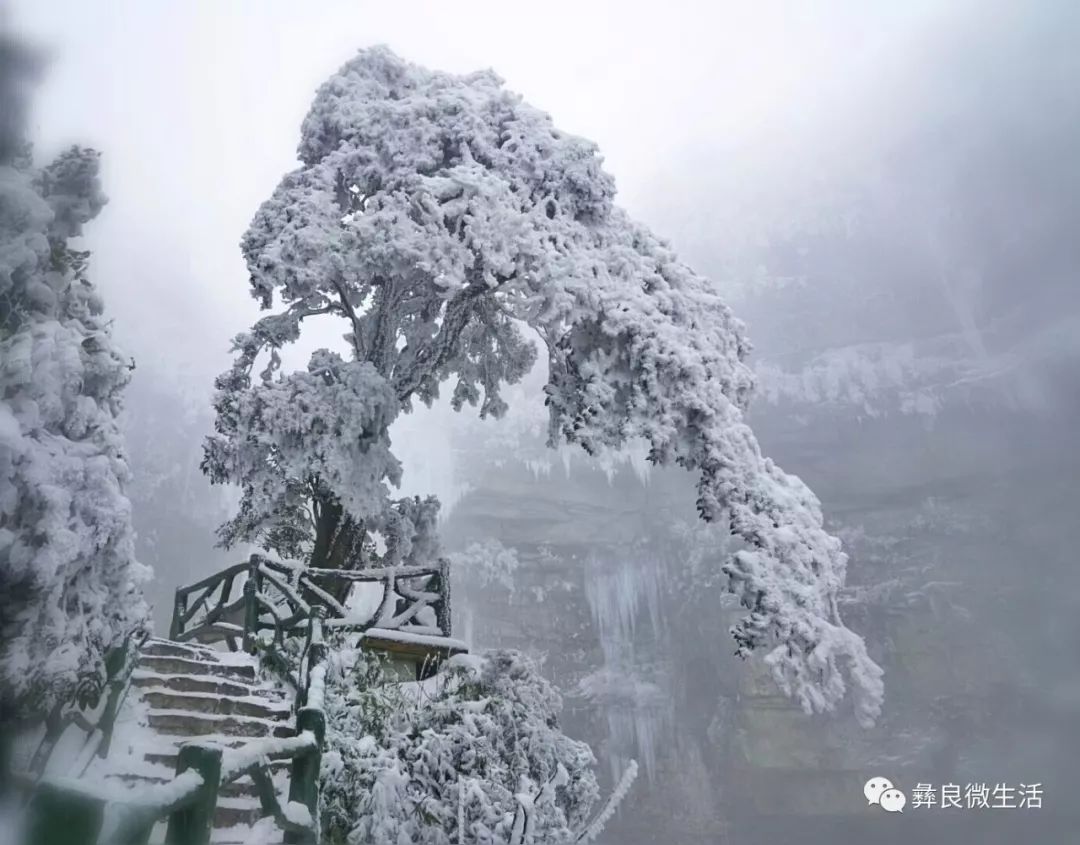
10,0,969,384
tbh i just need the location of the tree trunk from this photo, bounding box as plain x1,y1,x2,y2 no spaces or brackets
310,497,343,571
309,495,360,605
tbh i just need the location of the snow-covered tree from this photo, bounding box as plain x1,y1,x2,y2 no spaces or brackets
320,647,607,844
204,47,883,724
0,33,149,729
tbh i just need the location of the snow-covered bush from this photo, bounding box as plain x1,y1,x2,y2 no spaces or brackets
449,540,521,592
0,37,149,726
320,648,601,844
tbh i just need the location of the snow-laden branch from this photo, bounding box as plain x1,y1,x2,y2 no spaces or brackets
575,760,638,844
208,46,883,723
322,650,600,844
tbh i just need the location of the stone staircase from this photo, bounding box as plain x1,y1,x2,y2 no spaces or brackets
22,557,469,844
98,638,295,844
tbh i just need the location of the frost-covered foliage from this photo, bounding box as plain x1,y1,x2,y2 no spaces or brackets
205,46,882,723
205,347,439,568
448,358,655,486
320,648,601,844
449,539,520,591
755,341,950,418
0,41,149,724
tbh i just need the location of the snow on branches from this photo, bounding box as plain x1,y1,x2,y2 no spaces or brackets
0,132,149,721
320,648,601,844
208,46,882,723
206,350,400,549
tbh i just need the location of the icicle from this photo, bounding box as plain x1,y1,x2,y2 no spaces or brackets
584,554,670,782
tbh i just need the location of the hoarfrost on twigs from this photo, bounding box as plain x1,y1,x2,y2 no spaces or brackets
205,46,882,723
320,648,600,844
0,44,149,727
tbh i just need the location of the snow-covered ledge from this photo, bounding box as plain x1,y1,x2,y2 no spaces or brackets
360,628,468,682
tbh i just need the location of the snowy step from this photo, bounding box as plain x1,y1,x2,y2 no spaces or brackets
142,638,228,660
144,796,268,832
146,710,293,739
213,795,264,828
137,654,258,681
144,750,294,775
207,820,286,845
104,754,291,782
148,821,286,845
142,689,292,719
211,840,284,844
143,744,295,774
132,671,287,701
105,771,286,801
100,637,301,843
143,640,265,670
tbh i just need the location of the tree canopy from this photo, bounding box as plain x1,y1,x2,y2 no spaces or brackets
204,46,883,724
0,33,148,723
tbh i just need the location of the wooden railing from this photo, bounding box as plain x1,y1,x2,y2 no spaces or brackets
25,608,332,845
170,553,452,655
21,556,457,844
26,627,147,779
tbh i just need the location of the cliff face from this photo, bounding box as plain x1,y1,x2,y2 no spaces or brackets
441,387,1080,844
442,460,728,843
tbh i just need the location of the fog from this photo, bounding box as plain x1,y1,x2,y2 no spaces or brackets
11,1,1080,843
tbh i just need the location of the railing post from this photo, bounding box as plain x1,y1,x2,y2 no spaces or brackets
284,604,327,844
96,678,125,764
95,630,142,763
170,589,187,641
436,557,452,637
243,556,260,654
25,780,104,845
296,606,327,704
284,706,325,844
308,605,327,667
0,711,14,798
165,743,222,845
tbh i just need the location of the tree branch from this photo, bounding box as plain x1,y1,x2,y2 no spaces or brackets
391,284,487,402
329,273,366,360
